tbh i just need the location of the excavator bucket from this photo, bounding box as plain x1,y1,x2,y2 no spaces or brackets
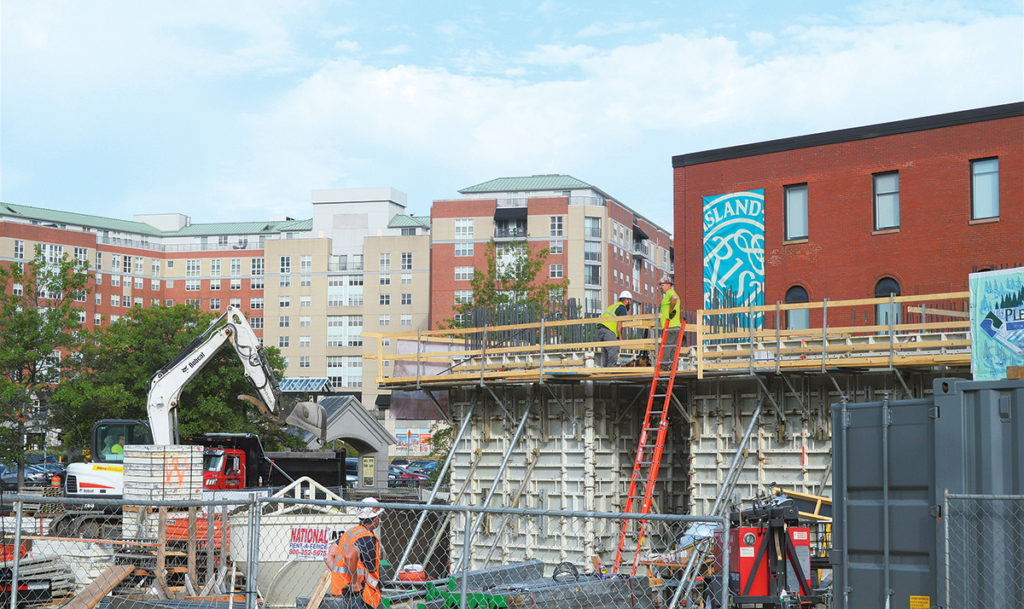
238,395,328,446
283,401,328,446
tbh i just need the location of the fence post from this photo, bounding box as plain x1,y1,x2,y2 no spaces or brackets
461,509,472,609
9,499,22,609
943,489,950,608
245,497,258,609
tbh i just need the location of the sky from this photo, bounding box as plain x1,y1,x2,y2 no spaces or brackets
0,1,1021,232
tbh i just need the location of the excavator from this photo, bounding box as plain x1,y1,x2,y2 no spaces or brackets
62,306,327,506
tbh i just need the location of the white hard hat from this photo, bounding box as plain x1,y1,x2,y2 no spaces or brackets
357,497,384,520
659,275,673,284
619,290,633,300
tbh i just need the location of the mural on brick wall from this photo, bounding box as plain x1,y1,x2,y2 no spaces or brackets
702,190,765,325
970,266,1024,380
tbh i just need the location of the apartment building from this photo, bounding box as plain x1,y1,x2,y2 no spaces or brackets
0,188,432,443
428,175,673,328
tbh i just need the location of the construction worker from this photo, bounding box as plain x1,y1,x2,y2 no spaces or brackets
327,497,384,607
598,290,633,367
658,276,683,368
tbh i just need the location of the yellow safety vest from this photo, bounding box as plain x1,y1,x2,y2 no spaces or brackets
659,288,681,329
329,524,382,607
600,301,626,334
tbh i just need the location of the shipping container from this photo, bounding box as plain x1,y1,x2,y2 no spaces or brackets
831,377,1024,609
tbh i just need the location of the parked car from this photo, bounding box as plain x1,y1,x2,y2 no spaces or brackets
407,460,439,475
388,465,427,488
1,465,51,490
345,457,359,487
390,458,411,467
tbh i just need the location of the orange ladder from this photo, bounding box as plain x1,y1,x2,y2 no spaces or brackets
612,318,684,575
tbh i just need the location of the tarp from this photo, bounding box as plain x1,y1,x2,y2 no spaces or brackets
970,266,1024,380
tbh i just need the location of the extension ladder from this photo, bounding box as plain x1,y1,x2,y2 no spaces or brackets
612,317,684,575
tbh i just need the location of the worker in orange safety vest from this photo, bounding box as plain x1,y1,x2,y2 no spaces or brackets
326,497,384,607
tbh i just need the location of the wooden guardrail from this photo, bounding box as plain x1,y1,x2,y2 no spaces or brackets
366,291,972,387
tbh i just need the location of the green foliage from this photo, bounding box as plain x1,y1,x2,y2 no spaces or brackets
424,419,453,488
0,248,89,469
444,238,569,328
51,305,304,453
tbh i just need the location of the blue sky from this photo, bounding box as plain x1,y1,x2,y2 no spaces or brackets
1,0,1021,231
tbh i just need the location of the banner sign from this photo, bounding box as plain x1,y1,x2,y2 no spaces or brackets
703,190,765,322
288,526,334,559
970,267,1024,380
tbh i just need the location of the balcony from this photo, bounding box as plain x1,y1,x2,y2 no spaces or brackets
494,224,527,240
633,240,650,259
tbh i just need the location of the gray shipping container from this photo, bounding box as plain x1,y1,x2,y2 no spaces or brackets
832,377,1024,609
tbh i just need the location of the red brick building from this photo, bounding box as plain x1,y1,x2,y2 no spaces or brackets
671,102,1023,318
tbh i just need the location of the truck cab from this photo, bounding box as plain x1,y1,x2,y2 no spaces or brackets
202,447,248,490
65,420,153,498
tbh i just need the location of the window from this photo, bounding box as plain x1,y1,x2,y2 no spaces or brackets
230,279,241,290
13,240,24,259
785,286,809,330
584,216,602,239
549,240,563,255
874,277,902,325
210,298,221,310
873,172,899,230
122,295,132,307
401,273,412,285
550,264,563,279
95,294,102,305
455,218,473,239
401,293,412,305
299,336,310,348
278,336,290,348
122,255,133,274
379,253,391,272
379,314,390,326
454,266,474,281
250,277,264,289
151,278,160,290
96,274,103,286
300,316,311,327
301,275,311,287
250,317,263,329
380,273,391,285
971,158,999,219
401,252,413,270
74,247,88,263
186,259,201,277
455,242,474,257
279,296,290,308
279,316,290,328
785,184,808,240
210,259,221,277
400,314,412,326
301,255,312,273
280,256,291,274
401,227,416,236
585,289,601,316
151,260,160,276
251,258,263,276
230,258,241,276
229,298,241,308
584,264,601,286
550,216,564,237
300,296,311,308
134,277,144,289
94,313,102,326
584,241,601,262
186,279,201,291
379,294,390,305
299,356,310,368
111,295,119,306
111,254,121,270
210,279,220,290
111,275,120,287
279,274,290,287
251,297,264,309
454,290,473,305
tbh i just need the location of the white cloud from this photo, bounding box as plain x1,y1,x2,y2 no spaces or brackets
576,19,663,38
335,40,360,53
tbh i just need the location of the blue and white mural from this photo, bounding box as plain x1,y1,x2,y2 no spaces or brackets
703,190,765,322
970,267,1024,380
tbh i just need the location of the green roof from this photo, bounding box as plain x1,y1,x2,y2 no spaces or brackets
388,214,431,229
0,201,312,237
459,174,596,194
0,202,163,236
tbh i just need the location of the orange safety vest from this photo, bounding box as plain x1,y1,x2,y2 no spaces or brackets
329,524,382,607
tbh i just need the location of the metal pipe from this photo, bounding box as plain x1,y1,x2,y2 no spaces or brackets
461,509,471,609
10,500,22,609
944,488,950,608
396,397,479,573
455,398,533,572
842,395,851,608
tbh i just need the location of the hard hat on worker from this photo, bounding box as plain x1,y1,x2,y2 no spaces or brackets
357,497,384,520
618,290,633,300
659,275,673,285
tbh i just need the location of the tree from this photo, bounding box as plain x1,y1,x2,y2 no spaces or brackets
445,238,569,327
0,247,89,485
51,304,304,454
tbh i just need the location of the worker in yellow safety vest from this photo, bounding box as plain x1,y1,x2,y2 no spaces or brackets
326,497,384,607
658,276,683,368
597,290,633,367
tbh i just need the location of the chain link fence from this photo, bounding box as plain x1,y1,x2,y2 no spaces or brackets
944,492,1024,609
1,490,728,609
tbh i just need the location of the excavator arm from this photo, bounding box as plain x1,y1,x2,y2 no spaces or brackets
146,306,326,446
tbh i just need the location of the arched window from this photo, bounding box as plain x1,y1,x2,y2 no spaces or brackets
785,286,810,330
875,277,902,325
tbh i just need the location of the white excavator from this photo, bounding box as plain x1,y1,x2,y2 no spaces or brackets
63,306,327,503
